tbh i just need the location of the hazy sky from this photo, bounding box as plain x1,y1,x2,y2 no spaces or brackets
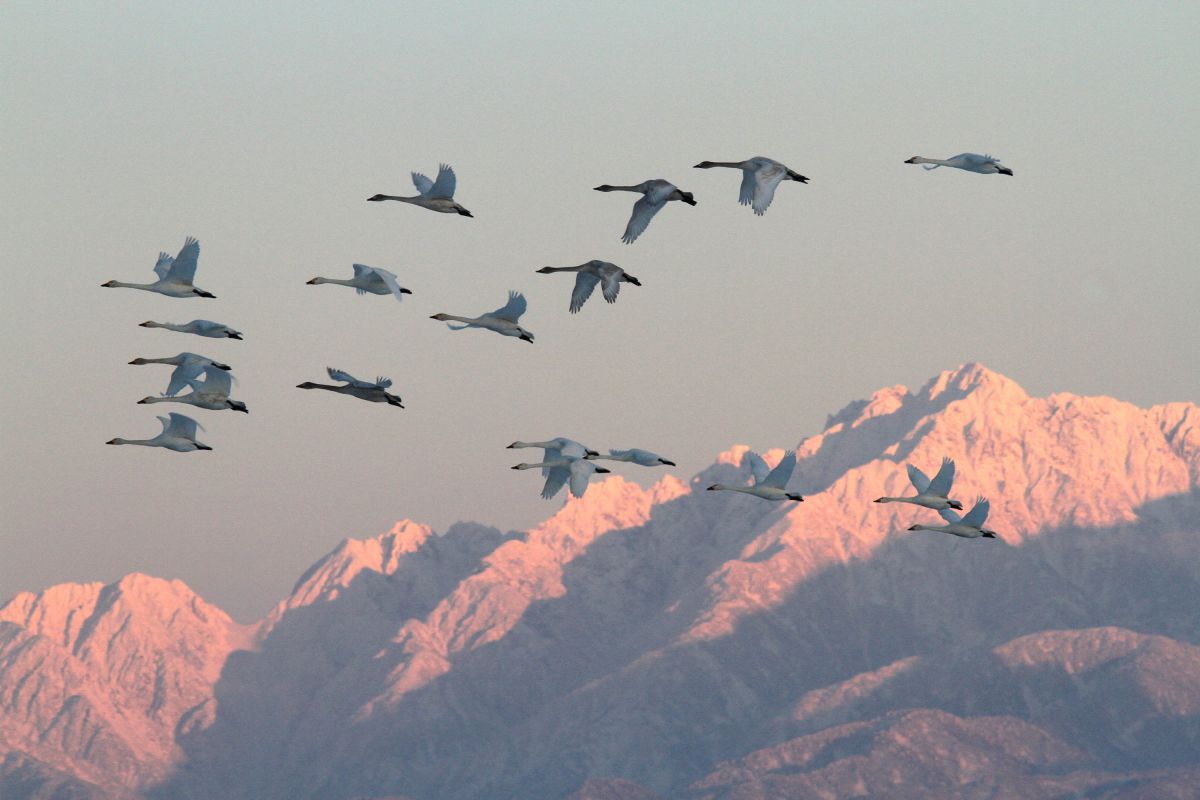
3,2,1198,621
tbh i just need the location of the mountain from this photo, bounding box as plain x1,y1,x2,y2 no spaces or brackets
2,364,1198,800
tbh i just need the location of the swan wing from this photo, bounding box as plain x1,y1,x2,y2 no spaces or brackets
622,194,664,244
743,451,770,485
165,357,206,396
153,252,174,280
489,290,527,323
164,237,200,283
761,450,797,489
411,172,434,196
428,163,457,199
569,272,600,314
540,446,563,477
926,457,956,497
738,168,756,207
960,497,990,528
599,269,622,304
327,367,373,389
165,412,203,438
906,464,932,494
541,465,570,499
751,163,786,215
373,267,408,302
568,459,597,498
374,376,393,389
198,365,232,396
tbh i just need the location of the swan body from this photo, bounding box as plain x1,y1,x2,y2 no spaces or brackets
139,320,243,339
297,367,404,407
306,264,412,301
512,457,611,499
508,438,598,477
594,179,696,243
139,365,247,412
908,497,999,538
106,412,211,451
536,261,641,313
430,291,534,342
707,450,803,502
874,458,963,510
904,153,1013,175
102,237,215,298
129,352,233,396
587,448,675,467
367,163,472,216
693,157,808,215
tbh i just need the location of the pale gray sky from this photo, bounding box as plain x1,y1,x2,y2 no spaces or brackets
3,2,1197,621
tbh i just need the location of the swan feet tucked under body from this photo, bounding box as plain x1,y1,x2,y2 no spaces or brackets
297,367,404,407
693,157,808,215
102,237,215,298
904,153,1013,175
707,450,803,502
368,163,472,216
536,261,641,313
430,290,534,342
594,179,696,244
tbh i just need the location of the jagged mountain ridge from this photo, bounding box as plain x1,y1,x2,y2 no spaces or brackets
2,364,1197,800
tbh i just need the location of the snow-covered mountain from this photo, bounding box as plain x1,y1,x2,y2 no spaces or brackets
3,364,1198,799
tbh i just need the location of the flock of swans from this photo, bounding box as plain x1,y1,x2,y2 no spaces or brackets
102,152,1010,535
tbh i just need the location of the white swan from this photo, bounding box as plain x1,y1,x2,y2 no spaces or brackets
297,367,404,407
536,261,641,313
306,264,412,301
139,365,247,413
106,412,211,452
102,237,215,298
874,457,963,510
707,450,803,502
512,456,611,499
430,291,534,342
586,448,675,467
594,180,696,243
367,163,472,216
693,157,808,215
904,153,1013,175
129,353,232,396
908,497,999,538
138,320,243,339
507,438,599,478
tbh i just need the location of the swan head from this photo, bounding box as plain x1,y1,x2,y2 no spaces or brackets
907,524,922,531
366,194,388,202
659,458,676,466
593,185,614,192
948,499,964,510
227,332,243,340
101,280,119,287
138,321,156,327
306,277,324,285
676,191,697,206
136,397,155,404
430,313,451,321
518,329,534,343
693,161,715,169
624,274,642,286
128,358,149,365
786,493,805,502
873,497,888,503
105,438,123,445
904,157,922,164
229,401,249,414
385,394,405,408
997,167,1014,176
535,267,555,274
706,484,723,491
786,169,809,183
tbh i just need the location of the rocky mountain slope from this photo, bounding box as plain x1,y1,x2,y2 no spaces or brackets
3,364,1198,799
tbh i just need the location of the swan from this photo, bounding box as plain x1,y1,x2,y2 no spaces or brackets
904,153,1013,175
102,237,215,298
367,163,472,216
138,320,243,339
106,412,211,452
129,353,232,396
874,457,963,510
306,264,412,301
507,438,599,478
536,261,641,314
594,180,696,243
586,448,675,467
297,367,404,407
430,291,534,342
707,450,803,502
138,365,247,412
908,497,999,538
512,456,611,499
693,157,808,215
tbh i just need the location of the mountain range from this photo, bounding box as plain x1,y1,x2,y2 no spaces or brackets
3,364,1198,799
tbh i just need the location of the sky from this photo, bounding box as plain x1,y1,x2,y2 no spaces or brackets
2,1,1198,621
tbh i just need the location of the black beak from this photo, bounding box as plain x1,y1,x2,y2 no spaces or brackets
998,168,1014,176
195,443,213,450
400,288,413,294
660,460,676,466
787,170,809,183
138,322,152,327
904,157,918,164
520,335,534,343
458,209,474,217
680,193,697,206
228,333,243,340
306,278,319,285
595,467,611,473
195,290,216,298
586,449,599,457
216,363,232,371
626,276,642,286
237,407,249,414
